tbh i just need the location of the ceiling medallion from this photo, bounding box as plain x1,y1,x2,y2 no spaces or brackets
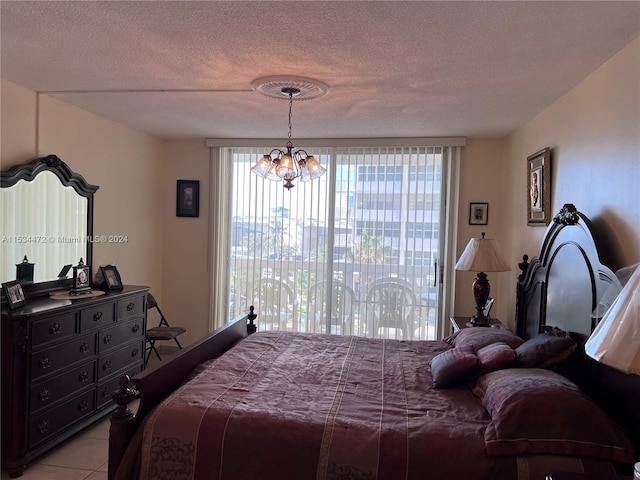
250,75,330,101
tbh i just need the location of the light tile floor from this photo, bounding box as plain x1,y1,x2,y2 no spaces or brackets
0,414,111,480
1,397,148,480
0,347,174,480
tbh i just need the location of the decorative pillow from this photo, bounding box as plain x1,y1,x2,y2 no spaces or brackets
430,345,479,388
475,342,518,376
472,368,635,462
444,327,524,351
515,332,576,368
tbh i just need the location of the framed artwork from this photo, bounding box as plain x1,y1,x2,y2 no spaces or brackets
527,147,551,226
469,202,488,225
2,280,26,309
176,180,200,217
100,264,123,290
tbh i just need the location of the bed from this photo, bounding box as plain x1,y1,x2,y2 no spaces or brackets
109,203,639,480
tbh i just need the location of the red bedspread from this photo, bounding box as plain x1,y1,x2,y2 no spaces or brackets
131,332,612,480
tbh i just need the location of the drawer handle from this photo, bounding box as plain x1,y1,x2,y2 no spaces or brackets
103,360,112,371
38,388,50,402
102,388,111,398
40,356,51,369
127,302,135,312
79,371,89,382
49,323,62,335
38,420,49,434
131,348,139,358
78,400,89,412
79,342,90,354
131,324,140,333
94,311,103,321
103,334,112,345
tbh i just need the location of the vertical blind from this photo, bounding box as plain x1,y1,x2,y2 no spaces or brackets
225,145,446,340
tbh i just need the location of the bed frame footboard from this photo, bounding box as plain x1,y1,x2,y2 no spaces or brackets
108,307,257,480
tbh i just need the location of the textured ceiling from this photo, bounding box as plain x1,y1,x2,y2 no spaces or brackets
1,1,639,140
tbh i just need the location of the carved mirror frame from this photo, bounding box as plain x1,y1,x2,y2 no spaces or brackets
1,154,99,299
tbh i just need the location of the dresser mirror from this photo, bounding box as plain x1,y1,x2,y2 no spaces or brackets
1,155,98,297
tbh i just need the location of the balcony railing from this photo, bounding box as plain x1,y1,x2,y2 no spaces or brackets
229,259,439,340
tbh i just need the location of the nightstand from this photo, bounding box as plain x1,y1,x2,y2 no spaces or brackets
450,316,508,332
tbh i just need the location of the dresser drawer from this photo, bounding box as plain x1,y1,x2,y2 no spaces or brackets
96,364,143,409
31,333,97,381
98,340,144,381
28,390,95,448
116,295,145,321
99,318,144,353
29,361,96,415
80,302,115,332
31,312,77,348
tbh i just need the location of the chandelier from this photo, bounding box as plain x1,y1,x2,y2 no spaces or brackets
250,81,327,190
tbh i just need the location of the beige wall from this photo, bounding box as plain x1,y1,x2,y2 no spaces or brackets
453,139,513,326
452,37,639,330
500,36,640,329
0,81,37,166
1,78,165,301
158,141,211,344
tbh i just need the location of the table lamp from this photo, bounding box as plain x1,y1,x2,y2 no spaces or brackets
455,232,511,326
585,263,640,374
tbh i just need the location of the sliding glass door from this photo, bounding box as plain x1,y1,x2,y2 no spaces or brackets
226,145,446,340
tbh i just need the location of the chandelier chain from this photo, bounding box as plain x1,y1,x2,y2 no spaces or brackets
287,92,293,146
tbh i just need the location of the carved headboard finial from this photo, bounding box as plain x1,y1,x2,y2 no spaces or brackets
553,203,580,225
518,254,530,282
247,305,257,334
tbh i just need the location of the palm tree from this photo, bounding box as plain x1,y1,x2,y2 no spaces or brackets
347,229,388,264
243,216,298,258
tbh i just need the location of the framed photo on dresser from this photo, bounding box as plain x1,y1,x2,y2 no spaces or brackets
100,265,123,290
2,280,26,309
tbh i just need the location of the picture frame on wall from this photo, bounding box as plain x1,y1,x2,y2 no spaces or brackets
176,180,200,217
469,202,489,225
2,280,26,310
527,147,551,226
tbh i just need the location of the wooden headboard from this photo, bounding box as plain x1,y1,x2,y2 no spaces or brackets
515,203,621,339
515,203,640,459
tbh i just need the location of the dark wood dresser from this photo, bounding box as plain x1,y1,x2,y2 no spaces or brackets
1,285,149,477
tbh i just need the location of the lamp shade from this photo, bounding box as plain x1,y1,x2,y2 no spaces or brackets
300,156,326,182
454,233,511,272
585,263,640,375
250,155,274,178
